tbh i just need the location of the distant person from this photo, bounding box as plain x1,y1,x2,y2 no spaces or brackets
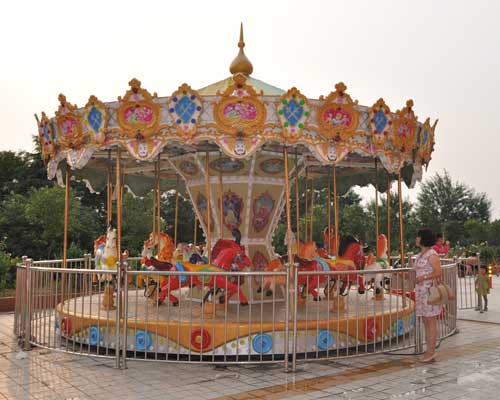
475,266,489,313
432,233,450,256
414,228,443,363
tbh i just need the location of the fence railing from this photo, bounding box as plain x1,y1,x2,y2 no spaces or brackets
14,257,458,371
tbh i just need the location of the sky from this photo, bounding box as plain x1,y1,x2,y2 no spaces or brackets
0,0,499,217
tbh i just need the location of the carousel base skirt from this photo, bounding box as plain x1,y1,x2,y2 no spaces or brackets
55,288,415,358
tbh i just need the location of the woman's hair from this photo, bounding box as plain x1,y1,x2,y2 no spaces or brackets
436,233,444,239
417,228,437,247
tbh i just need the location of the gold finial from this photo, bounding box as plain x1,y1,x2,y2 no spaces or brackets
335,82,347,94
58,94,67,105
406,99,414,109
229,23,253,76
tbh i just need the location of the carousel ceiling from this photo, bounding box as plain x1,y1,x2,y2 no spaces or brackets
37,26,437,194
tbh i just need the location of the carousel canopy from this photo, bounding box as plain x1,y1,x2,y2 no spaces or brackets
37,24,437,195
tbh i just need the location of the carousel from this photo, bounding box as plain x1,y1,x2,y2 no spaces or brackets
34,25,437,362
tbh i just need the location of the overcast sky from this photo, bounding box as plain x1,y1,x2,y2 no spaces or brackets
0,0,498,217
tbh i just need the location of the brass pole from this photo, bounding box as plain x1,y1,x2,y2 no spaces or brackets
219,165,224,239
304,170,308,242
327,169,331,255
107,151,112,226
174,176,180,245
63,164,70,268
116,148,122,261
152,163,157,237
294,153,300,247
398,172,404,268
333,166,339,257
387,176,391,262
156,155,161,238
375,159,379,242
205,151,211,263
283,148,294,286
193,215,197,246
309,176,315,242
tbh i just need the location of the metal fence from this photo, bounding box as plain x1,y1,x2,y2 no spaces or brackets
14,257,458,371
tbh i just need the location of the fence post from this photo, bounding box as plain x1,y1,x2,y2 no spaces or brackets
121,255,129,369
284,261,290,372
23,258,32,351
114,262,122,369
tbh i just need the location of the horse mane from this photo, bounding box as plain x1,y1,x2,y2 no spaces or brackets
338,235,359,257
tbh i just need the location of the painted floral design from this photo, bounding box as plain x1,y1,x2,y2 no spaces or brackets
124,105,154,124
223,102,257,121
324,108,352,128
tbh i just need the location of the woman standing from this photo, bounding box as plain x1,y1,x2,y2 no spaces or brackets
414,228,443,362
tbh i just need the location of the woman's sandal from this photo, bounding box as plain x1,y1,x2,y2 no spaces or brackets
419,353,436,363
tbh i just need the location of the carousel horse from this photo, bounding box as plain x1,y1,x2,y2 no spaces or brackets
94,226,118,282
158,230,251,306
138,232,175,294
363,234,391,299
259,234,366,301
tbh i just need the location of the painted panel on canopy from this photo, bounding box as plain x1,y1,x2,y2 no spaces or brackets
250,185,281,238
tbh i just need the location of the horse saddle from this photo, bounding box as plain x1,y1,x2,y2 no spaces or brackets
149,257,173,271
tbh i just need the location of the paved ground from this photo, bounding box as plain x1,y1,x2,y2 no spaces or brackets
0,277,498,400
1,311,500,400
458,275,500,324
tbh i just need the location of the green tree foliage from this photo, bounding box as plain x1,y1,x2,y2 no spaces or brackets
416,170,492,242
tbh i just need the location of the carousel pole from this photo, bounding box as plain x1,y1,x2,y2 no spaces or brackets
309,176,315,242
283,146,294,370
152,163,157,237
63,164,70,268
328,168,332,255
294,151,300,246
304,169,308,242
375,159,379,241
193,215,197,246
116,148,122,260
174,176,180,245
387,176,391,264
398,172,404,267
219,161,224,240
107,150,112,226
205,151,212,263
333,166,339,257
156,155,161,238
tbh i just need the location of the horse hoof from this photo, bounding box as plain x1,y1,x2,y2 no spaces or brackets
313,297,321,302
219,296,225,305
358,289,365,294
241,302,249,307
172,301,179,307
266,290,273,297
256,287,262,293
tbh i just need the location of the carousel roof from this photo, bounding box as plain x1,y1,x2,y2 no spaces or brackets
36,24,437,195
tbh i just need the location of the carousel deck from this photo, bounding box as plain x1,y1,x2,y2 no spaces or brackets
55,288,414,356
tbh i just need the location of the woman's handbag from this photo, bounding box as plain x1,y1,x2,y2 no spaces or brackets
427,279,453,305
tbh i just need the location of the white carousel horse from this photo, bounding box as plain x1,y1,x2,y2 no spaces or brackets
94,227,118,281
363,234,391,299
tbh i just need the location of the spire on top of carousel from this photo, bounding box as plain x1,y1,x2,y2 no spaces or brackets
229,23,253,76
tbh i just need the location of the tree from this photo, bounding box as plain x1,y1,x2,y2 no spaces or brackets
416,171,492,243
366,191,418,255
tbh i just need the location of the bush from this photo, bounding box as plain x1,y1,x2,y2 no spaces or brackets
0,248,19,291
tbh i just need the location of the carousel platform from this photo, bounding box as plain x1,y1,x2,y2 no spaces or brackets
55,288,414,359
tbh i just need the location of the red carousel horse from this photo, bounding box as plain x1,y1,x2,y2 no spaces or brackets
158,234,251,306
